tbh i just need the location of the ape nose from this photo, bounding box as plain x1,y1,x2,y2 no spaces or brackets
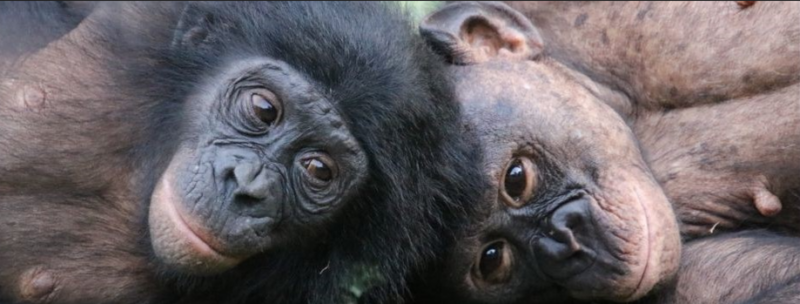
544,202,585,259
233,163,270,200
534,198,597,280
230,163,283,218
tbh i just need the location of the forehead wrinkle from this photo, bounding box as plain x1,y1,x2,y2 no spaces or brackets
457,60,645,177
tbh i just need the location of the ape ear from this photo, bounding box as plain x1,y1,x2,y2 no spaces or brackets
172,4,223,49
420,1,544,65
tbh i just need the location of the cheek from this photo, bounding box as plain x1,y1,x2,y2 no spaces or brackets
148,158,243,275
148,144,289,275
591,168,681,300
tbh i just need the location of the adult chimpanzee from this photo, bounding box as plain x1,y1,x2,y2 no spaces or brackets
407,1,799,303
0,2,484,303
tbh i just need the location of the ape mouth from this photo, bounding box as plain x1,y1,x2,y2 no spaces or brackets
586,186,659,303
536,250,597,282
149,172,244,275
161,191,236,261
622,185,657,301
576,185,662,302
532,192,660,302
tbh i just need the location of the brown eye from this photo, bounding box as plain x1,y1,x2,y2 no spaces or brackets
300,154,337,183
251,92,281,125
500,157,537,208
474,240,513,285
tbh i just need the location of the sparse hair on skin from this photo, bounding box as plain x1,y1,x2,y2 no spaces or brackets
645,230,800,304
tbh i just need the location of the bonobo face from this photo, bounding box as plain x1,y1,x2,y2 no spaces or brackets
419,2,680,302
149,57,367,274
443,61,680,303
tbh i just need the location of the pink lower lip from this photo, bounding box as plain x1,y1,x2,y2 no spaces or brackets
160,180,233,260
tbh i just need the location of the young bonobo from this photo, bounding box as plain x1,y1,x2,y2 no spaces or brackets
410,1,799,303
0,2,483,303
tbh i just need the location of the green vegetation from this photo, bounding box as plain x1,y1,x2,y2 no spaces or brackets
396,1,444,24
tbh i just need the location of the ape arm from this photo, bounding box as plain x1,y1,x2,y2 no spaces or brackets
502,1,800,111
744,276,800,304
645,230,800,304
635,83,800,238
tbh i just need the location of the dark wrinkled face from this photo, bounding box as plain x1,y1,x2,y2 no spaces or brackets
439,61,680,303
149,57,367,274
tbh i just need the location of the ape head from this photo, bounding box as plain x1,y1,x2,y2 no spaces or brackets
132,1,483,284
147,56,369,273
415,2,681,302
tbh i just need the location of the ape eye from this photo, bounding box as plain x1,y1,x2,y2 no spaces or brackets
500,157,537,208
299,153,338,184
473,240,513,285
239,89,282,131
251,92,281,125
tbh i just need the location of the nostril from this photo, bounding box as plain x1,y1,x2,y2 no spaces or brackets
223,167,237,194
233,178,270,202
564,210,584,230
550,206,587,250
224,163,283,219
539,199,592,260
229,163,271,200
551,200,588,229
543,223,581,261
535,199,597,280
550,228,581,253
234,193,263,206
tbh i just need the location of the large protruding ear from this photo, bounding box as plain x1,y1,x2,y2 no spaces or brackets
420,1,544,65
172,3,224,49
